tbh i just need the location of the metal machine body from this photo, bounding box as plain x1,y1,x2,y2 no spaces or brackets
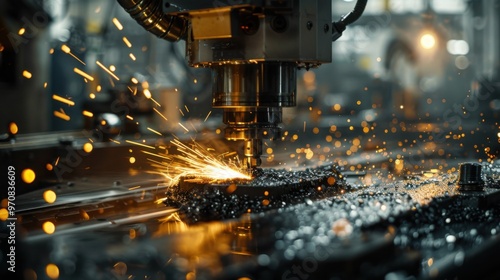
117,0,338,171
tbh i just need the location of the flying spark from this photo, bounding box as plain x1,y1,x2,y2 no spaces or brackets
153,108,168,121
151,98,161,107
22,70,32,79
61,45,86,65
204,111,212,122
125,140,156,150
82,110,94,117
74,68,94,81
143,89,152,99
148,139,251,187
52,94,75,106
178,122,189,132
112,18,123,30
147,127,163,136
122,37,132,48
96,61,120,80
54,110,70,121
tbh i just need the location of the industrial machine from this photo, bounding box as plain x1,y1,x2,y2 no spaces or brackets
1,1,500,280
116,0,367,172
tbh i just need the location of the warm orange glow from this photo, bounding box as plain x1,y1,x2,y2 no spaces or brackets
226,184,237,194
129,157,136,164
126,140,156,150
43,190,57,204
147,127,162,136
22,70,32,79
153,108,168,121
82,110,94,117
45,263,59,279
73,67,94,81
148,139,251,187
327,177,336,185
21,169,36,184
123,37,132,48
61,45,86,65
9,122,18,135
80,209,90,220
54,110,70,121
0,208,8,221
83,142,93,153
61,44,71,53
96,61,120,80
112,18,123,30
143,89,152,99
43,221,56,234
52,94,75,106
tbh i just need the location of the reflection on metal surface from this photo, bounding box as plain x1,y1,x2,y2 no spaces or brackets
21,168,36,184
9,164,500,279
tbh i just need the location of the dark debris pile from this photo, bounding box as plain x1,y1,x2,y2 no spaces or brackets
164,165,352,223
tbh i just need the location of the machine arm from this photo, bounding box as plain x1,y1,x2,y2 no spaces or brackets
117,0,367,175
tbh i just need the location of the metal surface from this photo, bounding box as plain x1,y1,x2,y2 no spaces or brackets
7,161,500,279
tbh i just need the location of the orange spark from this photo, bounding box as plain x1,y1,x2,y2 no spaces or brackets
22,70,32,79
52,94,75,106
150,98,161,107
82,110,94,117
73,68,94,81
148,139,251,187
178,123,189,132
54,110,70,121
122,37,132,48
125,140,156,150
147,127,163,136
96,61,120,80
61,45,86,65
143,89,152,99
112,18,123,30
153,108,168,121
